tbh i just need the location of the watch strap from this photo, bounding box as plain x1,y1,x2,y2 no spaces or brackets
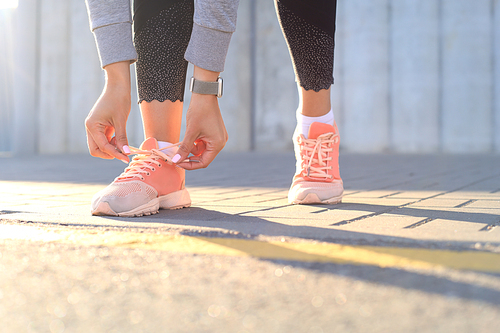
189,77,223,97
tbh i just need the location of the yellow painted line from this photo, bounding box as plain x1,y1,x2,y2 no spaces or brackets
1,224,499,273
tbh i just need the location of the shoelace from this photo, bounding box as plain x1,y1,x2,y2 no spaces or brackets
299,132,339,179
116,143,181,181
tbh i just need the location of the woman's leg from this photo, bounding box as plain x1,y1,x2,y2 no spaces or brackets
91,0,195,217
275,0,336,118
134,0,194,144
141,100,183,143
299,87,331,117
276,0,343,205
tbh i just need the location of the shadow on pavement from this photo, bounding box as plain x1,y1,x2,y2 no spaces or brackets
269,259,500,306
122,205,500,242
319,202,500,227
91,206,500,307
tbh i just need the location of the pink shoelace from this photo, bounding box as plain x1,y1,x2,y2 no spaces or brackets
298,132,339,179
115,143,181,181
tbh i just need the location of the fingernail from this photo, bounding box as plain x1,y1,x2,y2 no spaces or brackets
121,159,129,165
172,154,181,163
122,145,130,154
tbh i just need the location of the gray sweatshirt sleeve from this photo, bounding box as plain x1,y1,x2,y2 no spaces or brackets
185,0,240,72
85,0,137,68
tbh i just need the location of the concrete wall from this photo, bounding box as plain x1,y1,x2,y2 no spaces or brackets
1,0,499,155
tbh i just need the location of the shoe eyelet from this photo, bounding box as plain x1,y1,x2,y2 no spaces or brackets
151,168,156,171
146,172,150,176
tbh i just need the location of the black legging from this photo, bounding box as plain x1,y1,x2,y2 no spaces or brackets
133,0,194,103
276,0,336,92
133,0,336,103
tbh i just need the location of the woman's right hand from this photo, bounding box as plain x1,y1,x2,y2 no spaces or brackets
85,61,131,164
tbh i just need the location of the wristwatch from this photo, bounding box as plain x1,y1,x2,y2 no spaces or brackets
189,77,223,98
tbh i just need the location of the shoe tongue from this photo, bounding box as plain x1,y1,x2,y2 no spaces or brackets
140,137,159,150
308,122,335,139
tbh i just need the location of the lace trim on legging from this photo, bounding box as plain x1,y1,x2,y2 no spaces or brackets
134,0,194,103
276,1,335,92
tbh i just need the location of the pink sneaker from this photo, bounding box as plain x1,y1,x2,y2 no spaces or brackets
288,122,344,204
91,138,191,217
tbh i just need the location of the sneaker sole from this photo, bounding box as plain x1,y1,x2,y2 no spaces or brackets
289,192,343,205
92,189,191,217
288,180,344,205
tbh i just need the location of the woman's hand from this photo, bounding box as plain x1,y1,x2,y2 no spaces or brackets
173,94,228,170
85,61,131,164
173,66,228,170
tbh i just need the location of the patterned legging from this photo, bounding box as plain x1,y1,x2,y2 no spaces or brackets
133,0,336,103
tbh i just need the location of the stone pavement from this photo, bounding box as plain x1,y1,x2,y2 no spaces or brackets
1,151,499,249
1,152,500,332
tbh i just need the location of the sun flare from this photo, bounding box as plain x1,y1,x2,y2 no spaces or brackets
0,0,18,10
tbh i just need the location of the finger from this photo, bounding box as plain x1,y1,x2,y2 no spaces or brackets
92,131,127,161
177,145,220,170
105,125,115,142
190,140,206,156
172,132,197,164
114,123,130,155
86,122,129,164
86,128,114,160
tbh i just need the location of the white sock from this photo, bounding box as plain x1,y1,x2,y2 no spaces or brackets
157,141,177,156
296,109,334,139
